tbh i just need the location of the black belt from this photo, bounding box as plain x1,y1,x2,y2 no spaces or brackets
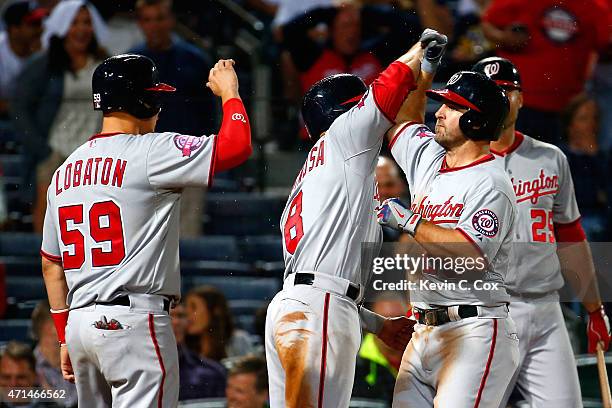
96,296,171,313
293,272,360,302
414,305,478,326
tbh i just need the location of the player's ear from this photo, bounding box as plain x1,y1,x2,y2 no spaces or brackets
517,92,523,109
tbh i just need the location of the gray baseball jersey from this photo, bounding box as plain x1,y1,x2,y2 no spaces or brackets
391,123,516,307
280,88,389,288
492,132,581,294
41,131,216,309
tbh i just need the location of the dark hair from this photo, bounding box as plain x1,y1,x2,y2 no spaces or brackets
0,341,36,372
47,7,107,75
562,93,600,140
136,0,173,11
31,299,52,341
185,285,234,361
229,355,268,393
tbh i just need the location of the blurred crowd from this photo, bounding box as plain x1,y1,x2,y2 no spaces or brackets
0,0,609,237
0,0,610,406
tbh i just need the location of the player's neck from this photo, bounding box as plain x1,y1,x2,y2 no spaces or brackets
491,126,516,152
101,113,154,135
444,141,490,169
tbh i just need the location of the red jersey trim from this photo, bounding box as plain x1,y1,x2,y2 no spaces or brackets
439,154,495,173
88,132,123,142
456,227,486,259
318,293,331,408
490,131,524,157
208,134,218,188
554,217,586,242
148,314,166,408
40,249,62,263
388,121,420,150
473,319,498,408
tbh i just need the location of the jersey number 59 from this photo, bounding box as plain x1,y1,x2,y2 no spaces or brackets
58,200,126,270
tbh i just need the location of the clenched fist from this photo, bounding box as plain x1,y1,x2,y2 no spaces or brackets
206,59,240,103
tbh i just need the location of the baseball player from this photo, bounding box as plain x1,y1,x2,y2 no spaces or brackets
265,30,448,407
472,56,611,407
377,69,520,407
40,54,251,407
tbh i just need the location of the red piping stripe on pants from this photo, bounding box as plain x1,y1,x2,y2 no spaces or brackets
473,319,498,408
318,293,331,408
148,314,166,408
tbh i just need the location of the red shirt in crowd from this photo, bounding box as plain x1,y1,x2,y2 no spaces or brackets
483,0,611,112
300,49,382,94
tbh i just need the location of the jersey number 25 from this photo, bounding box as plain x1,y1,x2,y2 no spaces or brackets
58,200,126,270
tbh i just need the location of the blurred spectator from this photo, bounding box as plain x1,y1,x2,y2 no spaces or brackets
560,94,608,240
0,176,6,229
376,156,409,242
90,0,144,56
226,355,269,408
30,301,77,407
185,286,256,362
591,31,612,151
11,0,107,232
130,0,216,237
280,2,422,143
0,1,45,118
444,0,495,76
0,341,59,407
170,303,227,401
352,294,406,404
376,156,407,203
481,0,611,145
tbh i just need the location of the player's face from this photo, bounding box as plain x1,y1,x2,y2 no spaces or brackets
185,295,210,335
65,7,93,54
503,89,523,129
226,373,268,408
434,103,468,149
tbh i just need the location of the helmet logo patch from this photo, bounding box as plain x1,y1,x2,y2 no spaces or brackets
174,135,204,157
484,63,500,78
472,209,499,237
447,73,462,85
93,93,101,109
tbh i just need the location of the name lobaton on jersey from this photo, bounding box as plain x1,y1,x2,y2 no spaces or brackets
54,157,127,195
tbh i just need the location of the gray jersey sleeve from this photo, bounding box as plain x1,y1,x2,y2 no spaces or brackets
146,132,216,189
553,152,581,224
390,123,439,186
456,189,515,260
41,190,60,260
326,87,393,165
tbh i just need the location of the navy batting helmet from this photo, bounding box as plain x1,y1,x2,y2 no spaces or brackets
472,57,521,91
426,71,509,141
92,54,175,119
302,74,367,139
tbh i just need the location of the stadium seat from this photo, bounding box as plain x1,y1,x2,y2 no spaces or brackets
204,193,285,236
6,276,46,301
180,236,239,261
181,261,252,276
182,276,279,302
0,256,41,275
240,235,283,263
0,233,41,257
0,319,31,342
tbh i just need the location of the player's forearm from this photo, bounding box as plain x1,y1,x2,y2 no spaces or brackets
413,222,484,261
214,98,252,172
393,69,435,128
557,240,602,313
42,258,69,310
359,306,386,334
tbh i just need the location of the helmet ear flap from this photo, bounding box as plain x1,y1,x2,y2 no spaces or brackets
459,110,481,140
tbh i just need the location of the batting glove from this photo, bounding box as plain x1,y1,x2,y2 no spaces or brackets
419,29,448,74
377,198,422,236
587,306,611,353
